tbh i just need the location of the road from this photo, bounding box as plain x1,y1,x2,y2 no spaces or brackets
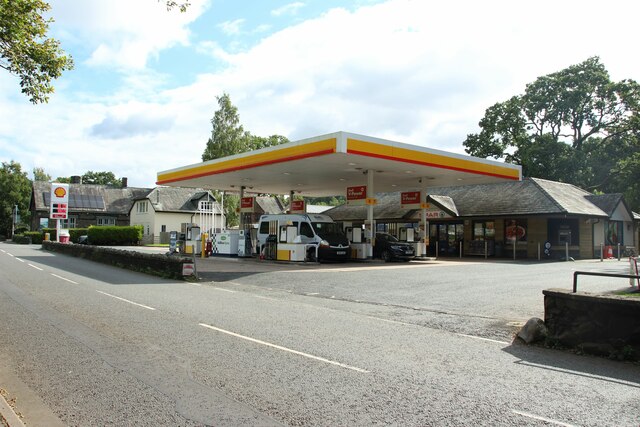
0,242,638,426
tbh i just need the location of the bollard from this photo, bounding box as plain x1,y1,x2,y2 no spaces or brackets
459,241,463,259
538,242,541,261
513,240,516,260
600,243,603,262
435,241,439,260
484,240,488,260
618,243,621,261
565,242,569,261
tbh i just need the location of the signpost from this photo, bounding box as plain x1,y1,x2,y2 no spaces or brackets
50,183,69,242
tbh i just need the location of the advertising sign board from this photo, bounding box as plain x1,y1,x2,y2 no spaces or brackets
240,196,255,213
290,199,305,213
347,185,367,205
401,191,421,209
50,183,69,219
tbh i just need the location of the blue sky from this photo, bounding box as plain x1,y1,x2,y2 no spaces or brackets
1,0,639,188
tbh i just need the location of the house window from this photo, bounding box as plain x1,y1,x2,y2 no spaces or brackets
505,219,527,243
137,201,148,213
161,225,167,232
97,217,116,226
59,217,77,229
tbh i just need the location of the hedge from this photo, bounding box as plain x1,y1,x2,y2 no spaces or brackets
12,235,32,244
41,228,89,243
87,225,143,245
23,231,43,244
42,241,193,280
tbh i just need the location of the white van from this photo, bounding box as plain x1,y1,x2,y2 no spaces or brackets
257,214,350,262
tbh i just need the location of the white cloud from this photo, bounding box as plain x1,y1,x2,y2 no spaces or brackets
49,0,211,71
271,2,306,17
218,18,245,36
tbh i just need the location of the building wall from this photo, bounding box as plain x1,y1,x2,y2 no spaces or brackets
153,212,194,236
129,200,155,238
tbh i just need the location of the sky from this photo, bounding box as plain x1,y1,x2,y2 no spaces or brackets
1,0,639,188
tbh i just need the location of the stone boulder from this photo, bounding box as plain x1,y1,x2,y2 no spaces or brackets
516,317,548,344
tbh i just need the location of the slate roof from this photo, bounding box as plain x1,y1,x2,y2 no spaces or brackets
31,182,150,214
141,187,220,213
584,193,625,216
326,178,610,221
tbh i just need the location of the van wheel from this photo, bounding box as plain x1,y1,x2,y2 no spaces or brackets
381,250,392,262
307,249,317,262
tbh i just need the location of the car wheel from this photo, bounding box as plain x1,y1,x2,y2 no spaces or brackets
381,250,392,262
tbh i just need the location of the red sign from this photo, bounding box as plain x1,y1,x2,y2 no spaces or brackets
347,186,366,199
290,200,305,213
401,191,421,207
240,196,255,213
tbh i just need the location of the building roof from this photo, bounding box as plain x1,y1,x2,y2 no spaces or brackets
31,181,150,215
326,178,610,221
141,187,220,213
584,193,626,217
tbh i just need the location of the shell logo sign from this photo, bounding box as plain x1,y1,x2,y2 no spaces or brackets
54,187,67,198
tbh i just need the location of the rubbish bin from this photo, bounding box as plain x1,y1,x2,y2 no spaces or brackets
44,232,50,241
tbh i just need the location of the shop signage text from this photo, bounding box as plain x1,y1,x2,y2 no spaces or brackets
347,185,367,205
50,183,69,220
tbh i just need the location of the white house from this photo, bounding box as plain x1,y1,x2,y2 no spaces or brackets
129,187,223,244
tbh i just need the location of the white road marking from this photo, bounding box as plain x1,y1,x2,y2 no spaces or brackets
306,292,319,295
457,333,509,345
190,282,202,286
50,273,78,284
366,316,415,327
253,295,278,302
512,410,577,427
199,323,369,373
0,249,5,253
28,264,43,271
96,290,156,311
517,361,640,387
211,287,235,293
7,253,14,257
15,257,25,263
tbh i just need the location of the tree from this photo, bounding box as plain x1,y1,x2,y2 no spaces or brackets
81,171,121,186
32,166,51,181
0,161,32,236
0,0,74,104
463,57,640,210
202,93,289,227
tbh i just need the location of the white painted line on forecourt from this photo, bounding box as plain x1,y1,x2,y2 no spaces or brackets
211,287,235,293
457,333,509,345
15,257,25,263
7,253,14,257
50,273,78,284
199,323,369,373
96,290,156,311
512,410,577,427
0,249,5,253
28,264,43,271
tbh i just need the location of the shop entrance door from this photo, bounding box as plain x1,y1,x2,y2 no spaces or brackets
429,223,464,256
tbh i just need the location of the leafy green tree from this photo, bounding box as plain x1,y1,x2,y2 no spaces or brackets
202,93,289,227
81,171,121,186
32,167,51,181
464,57,640,210
0,161,32,236
0,0,74,104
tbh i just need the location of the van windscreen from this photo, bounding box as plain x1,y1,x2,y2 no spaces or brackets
311,222,343,236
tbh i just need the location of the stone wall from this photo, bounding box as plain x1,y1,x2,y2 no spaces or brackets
42,241,193,280
544,288,640,360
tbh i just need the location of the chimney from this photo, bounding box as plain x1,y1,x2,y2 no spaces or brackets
70,175,82,184
121,177,128,188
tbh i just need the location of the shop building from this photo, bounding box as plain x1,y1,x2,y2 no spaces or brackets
327,178,639,259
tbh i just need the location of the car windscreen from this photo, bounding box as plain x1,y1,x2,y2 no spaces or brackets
311,222,344,237
382,234,399,242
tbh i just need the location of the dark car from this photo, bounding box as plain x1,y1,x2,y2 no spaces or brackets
373,232,415,262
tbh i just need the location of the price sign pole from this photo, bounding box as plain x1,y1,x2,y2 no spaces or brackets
50,183,69,242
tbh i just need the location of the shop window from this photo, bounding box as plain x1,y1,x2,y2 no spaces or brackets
505,219,527,243
473,221,495,240
606,221,623,245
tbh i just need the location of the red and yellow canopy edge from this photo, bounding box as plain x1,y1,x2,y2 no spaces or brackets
157,138,337,185
346,139,520,180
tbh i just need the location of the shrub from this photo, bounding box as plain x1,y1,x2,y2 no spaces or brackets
87,225,143,245
41,228,89,243
23,231,43,244
12,234,32,244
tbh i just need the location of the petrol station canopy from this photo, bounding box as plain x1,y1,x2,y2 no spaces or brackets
156,131,522,196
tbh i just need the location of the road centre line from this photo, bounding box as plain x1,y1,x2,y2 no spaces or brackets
457,333,509,345
0,249,5,253
199,323,369,373
15,257,25,263
28,264,43,271
7,253,14,257
96,290,156,311
50,273,78,284
511,409,577,427
210,287,235,293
